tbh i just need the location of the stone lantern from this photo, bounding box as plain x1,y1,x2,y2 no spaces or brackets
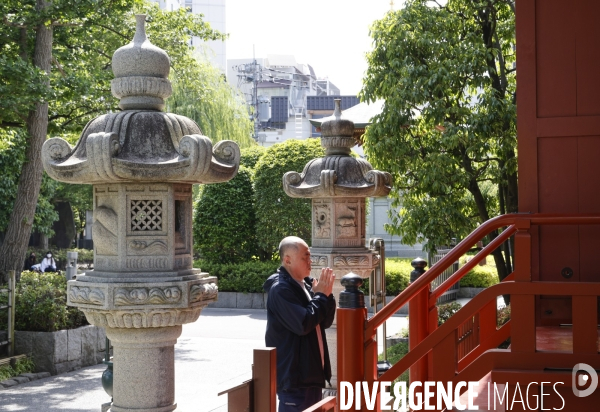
42,15,239,412
283,99,392,385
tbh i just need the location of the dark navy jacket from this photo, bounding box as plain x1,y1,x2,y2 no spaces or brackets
263,267,336,392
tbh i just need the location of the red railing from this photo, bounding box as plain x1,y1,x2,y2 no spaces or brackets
337,213,600,411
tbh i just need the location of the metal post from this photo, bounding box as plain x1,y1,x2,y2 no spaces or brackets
369,238,387,358
7,270,15,357
337,273,367,411
408,258,428,388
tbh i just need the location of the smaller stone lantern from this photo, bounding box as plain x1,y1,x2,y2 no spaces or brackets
283,99,392,386
283,99,392,280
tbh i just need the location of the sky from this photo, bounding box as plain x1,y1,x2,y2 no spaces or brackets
225,0,397,96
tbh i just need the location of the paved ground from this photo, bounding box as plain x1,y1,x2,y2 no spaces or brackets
0,308,408,412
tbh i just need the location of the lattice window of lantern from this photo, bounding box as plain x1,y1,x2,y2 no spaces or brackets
131,200,163,231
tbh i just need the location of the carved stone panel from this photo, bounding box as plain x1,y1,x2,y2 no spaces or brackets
125,257,169,270
127,239,168,256
131,200,163,231
314,203,331,239
310,255,328,267
69,286,106,306
335,202,358,238
93,206,118,256
189,283,218,303
82,308,203,329
115,287,182,306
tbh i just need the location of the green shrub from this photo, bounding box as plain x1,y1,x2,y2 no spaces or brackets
0,271,88,332
384,259,412,295
379,341,409,383
460,264,498,288
197,260,280,293
240,145,266,169
194,167,257,264
0,357,35,381
253,139,325,260
497,304,511,327
361,258,412,296
437,301,462,326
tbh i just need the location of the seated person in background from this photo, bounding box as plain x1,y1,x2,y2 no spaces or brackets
40,251,57,273
23,252,37,271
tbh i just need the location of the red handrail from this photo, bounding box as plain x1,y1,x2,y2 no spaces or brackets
429,224,517,303
378,281,600,383
366,213,600,335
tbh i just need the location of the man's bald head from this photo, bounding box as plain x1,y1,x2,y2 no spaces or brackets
279,236,311,281
279,236,307,262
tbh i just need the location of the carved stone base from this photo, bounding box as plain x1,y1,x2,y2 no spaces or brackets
67,275,218,312
107,326,181,412
311,247,379,388
67,274,218,411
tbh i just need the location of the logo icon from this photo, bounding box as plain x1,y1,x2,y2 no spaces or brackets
572,363,598,397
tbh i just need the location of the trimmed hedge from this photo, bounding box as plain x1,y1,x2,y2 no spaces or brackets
362,258,412,296
240,145,266,169
196,260,280,293
0,271,88,332
253,139,325,260
460,264,499,288
194,167,257,264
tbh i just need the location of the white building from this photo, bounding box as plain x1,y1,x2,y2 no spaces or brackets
151,0,226,71
227,55,349,145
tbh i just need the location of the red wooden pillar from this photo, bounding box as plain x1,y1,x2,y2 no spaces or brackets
337,273,368,412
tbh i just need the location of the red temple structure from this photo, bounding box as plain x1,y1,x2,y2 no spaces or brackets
332,1,600,411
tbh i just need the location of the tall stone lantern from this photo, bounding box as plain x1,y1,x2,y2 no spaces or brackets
283,99,392,385
42,15,240,412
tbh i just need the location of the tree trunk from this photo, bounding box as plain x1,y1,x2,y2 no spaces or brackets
0,0,52,282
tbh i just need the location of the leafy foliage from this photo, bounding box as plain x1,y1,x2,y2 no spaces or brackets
361,0,517,281
167,52,254,148
460,264,499,288
253,139,325,260
380,341,409,383
0,0,226,135
0,0,232,275
497,303,511,327
0,271,88,332
0,129,58,236
437,301,463,326
0,357,35,381
240,145,266,169
196,260,280,293
194,167,257,264
361,258,412,296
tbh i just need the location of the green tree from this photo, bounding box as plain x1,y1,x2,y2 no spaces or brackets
254,139,325,260
361,0,517,281
194,167,256,264
0,0,226,278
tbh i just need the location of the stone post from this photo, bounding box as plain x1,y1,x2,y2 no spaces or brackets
283,99,392,387
42,15,240,412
